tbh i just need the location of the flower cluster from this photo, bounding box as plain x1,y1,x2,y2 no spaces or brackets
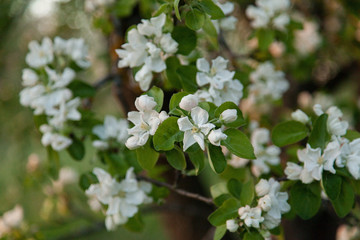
92,115,129,150
126,95,168,150
212,0,238,32
0,205,24,238
248,61,289,102
194,56,243,106
115,13,178,91
246,0,291,31
228,124,281,177
226,178,290,234
20,37,90,151
86,167,152,231
286,105,360,182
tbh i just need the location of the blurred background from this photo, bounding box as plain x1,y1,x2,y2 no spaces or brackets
0,0,168,239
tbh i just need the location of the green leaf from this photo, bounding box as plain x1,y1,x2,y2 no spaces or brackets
322,171,342,201
222,129,256,159
67,136,85,161
186,143,205,175
331,179,355,217
104,153,129,176
210,182,228,199
243,231,264,240
344,130,360,141
174,0,181,20
185,8,205,31
208,144,227,174
214,194,232,206
67,80,96,98
215,102,246,128
208,198,241,226
308,114,330,150
227,178,242,199
34,114,47,129
146,86,164,112
165,146,186,170
79,172,98,191
214,225,227,240
47,146,60,179
153,117,183,151
169,92,189,111
271,120,308,147
198,0,225,19
203,16,218,37
124,213,144,232
240,178,254,206
172,26,197,55
256,29,274,51
135,139,159,170
153,3,171,16
176,65,198,93
290,182,321,220
165,56,182,89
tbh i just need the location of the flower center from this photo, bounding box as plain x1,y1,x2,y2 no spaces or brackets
317,156,324,165
191,126,199,133
140,122,150,131
210,67,216,75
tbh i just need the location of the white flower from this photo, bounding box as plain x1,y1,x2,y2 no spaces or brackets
179,94,198,111
228,155,249,168
26,37,54,68
66,38,91,68
19,85,45,107
160,33,178,54
208,129,227,146
313,104,349,137
258,195,272,211
137,13,166,37
2,205,23,229
246,6,269,28
272,13,290,31
298,142,341,181
212,1,237,32
238,206,264,228
220,109,237,123
294,21,322,55
135,95,158,112
177,106,215,151
85,167,120,204
40,124,72,151
45,67,75,89
262,213,281,230
291,109,309,124
256,179,271,196
22,68,39,86
343,138,360,179
48,98,82,129
226,219,239,232
284,162,302,180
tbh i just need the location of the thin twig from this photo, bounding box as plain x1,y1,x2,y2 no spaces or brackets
93,73,116,90
137,175,214,206
276,176,289,182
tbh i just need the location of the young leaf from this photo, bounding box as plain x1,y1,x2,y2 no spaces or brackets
308,114,330,150
271,120,308,147
227,178,242,200
344,130,360,141
222,129,256,159
174,0,181,20
185,8,206,31
146,86,164,112
290,181,321,220
153,117,183,151
215,102,246,128
243,231,264,240
124,213,144,232
67,80,96,98
322,171,342,201
67,136,85,161
171,26,197,55
214,225,227,240
186,143,205,175
165,146,186,170
135,139,159,170
208,198,241,226
208,144,227,174
176,65,198,93
79,172,98,191
256,29,274,51
240,178,254,206
198,0,225,19
331,178,355,217
47,146,60,179
165,56,182,89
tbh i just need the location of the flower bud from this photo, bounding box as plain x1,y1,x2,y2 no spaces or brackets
258,195,272,211
22,68,39,86
179,94,198,111
284,162,302,180
291,109,309,124
208,129,227,146
220,109,237,123
255,179,270,196
226,219,239,232
135,95,157,112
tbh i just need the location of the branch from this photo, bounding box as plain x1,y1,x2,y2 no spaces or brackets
137,175,214,206
93,73,116,90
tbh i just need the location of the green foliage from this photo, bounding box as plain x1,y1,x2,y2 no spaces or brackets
308,114,330,150
165,146,186,170
136,139,159,170
198,0,225,19
153,117,183,151
174,0,181,20
186,143,205,174
256,29,274,51
208,144,227,174
47,147,60,179
271,120,308,147
214,225,227,240
104,153,129,176
79,172,98,191
290,182,322,220
146,86,164,112
124,213,144,232
330,178,355,217
171,26,197,55
344,130,360,141
227,178,242,199
165,56,182,89
169,92,189,111
214,102,246,128
322,171,342,201
185,8,206,31
222,129,256,159
240,178,254,206
243,231,264,240
176,65,198,93
66,136,85,161
208,198,241,226
67,80,96,98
